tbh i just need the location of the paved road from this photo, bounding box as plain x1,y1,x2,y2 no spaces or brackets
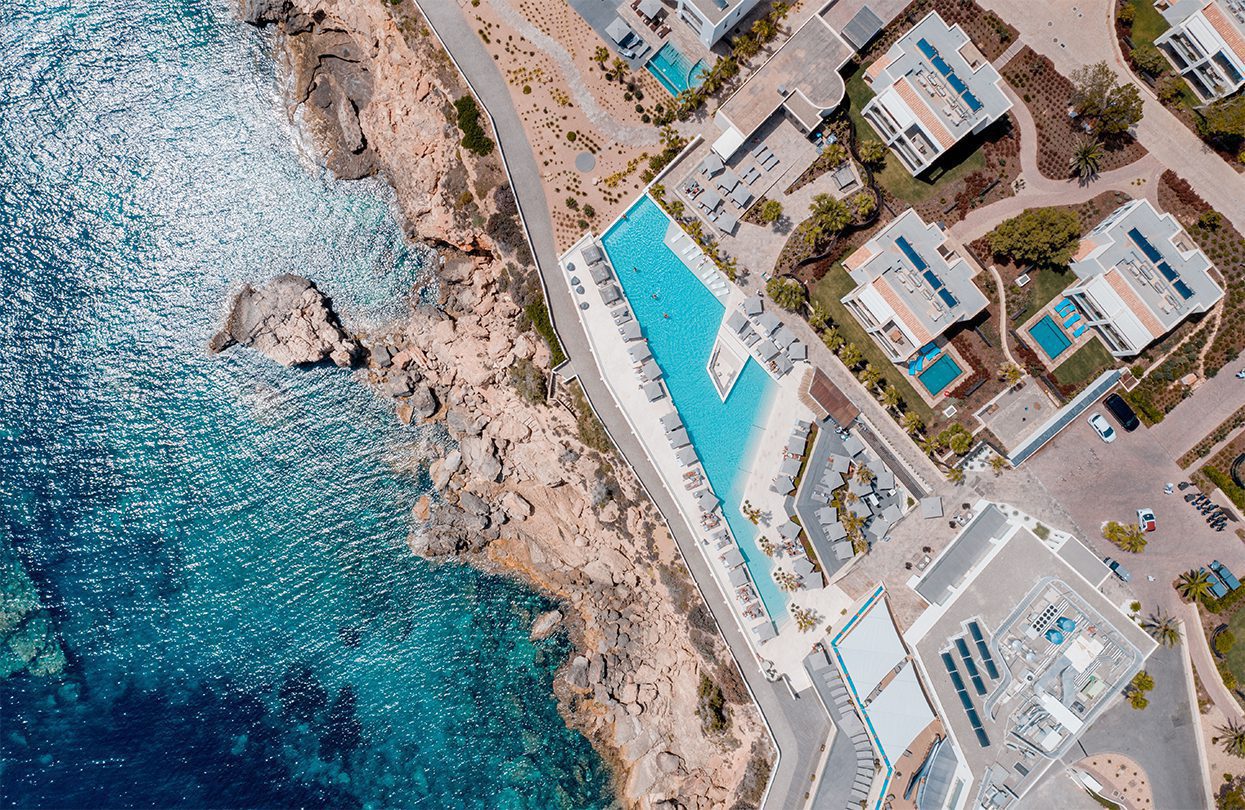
977,0,1245,234
1148,371,1245,461
413,2,831,806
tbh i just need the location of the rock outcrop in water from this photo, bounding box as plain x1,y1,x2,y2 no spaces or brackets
234,2,774,807
209,274,359,368
1,541,67,679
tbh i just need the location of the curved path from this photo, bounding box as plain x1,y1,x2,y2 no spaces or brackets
977,0,1245,233
413,3,829,808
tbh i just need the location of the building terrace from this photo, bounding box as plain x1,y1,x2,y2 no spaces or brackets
1064,199,1224,358
1156,0,1245,102
861,11,1011,175
840,209,989,365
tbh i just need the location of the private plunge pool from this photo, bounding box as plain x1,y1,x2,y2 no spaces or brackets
1028,315,1073,361
646,42,707,97
917,353,964,397
600,195,787,618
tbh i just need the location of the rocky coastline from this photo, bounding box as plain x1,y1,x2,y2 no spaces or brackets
227,1,772,807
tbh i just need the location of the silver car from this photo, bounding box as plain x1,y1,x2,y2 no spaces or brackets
1088,412,1116,443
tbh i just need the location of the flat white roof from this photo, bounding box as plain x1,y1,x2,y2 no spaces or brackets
868,661,936,757
836,598,907,697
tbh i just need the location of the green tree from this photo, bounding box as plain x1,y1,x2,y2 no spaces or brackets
592,46,609,65
851,191,876,221
1070,62,1144,138
759,198,784,224
999,362,1024,385
946,467,966,485
823,143,848,166
1177,568,1215,603
804,193,852,248
901,412,925,435
989,454,1010,476
822,325,844,352
1155,74,1185,103
732,33,761,61
1200,96,1245,141
1142,612,1182,648
858,139,888,166
988,207,1082,267
1131,43,1168,76
1070,138,1104,180
1217,720,1245,758
859,363,883,389
1131,670,1155,692
1102,520,1147,552
453,95,495,156
808,302,831,330
766,276,806,311
881,386,902,410
839,343,863,369
1128,690,1150,710
1216,630,1237,656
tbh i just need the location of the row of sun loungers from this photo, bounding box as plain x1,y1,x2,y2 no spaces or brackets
818,663,877,805
730,294,807,377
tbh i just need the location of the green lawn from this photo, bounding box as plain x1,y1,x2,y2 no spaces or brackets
810,263,935,424
1225,606,1245,686
1129,0,1170,47
1052,337,1115,388
844,64,988,206
1027,268,1076,313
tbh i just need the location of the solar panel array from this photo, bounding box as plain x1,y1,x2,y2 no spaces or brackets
954,637,987,695
915,37,985,113
941,651,991,747
968,622,1000,680
1128,227,1194,300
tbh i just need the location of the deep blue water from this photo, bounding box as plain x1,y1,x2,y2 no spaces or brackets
0,0,612,807
600,196,785,621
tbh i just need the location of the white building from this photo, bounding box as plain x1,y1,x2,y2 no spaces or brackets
841,209,989,364
860,12,1012,175
1065,199,1224,358
675,0,765,48
1155,0,1245,102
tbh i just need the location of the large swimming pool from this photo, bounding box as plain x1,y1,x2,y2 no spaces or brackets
646,42,707,97
1028,315,1073,361
600,196,787,617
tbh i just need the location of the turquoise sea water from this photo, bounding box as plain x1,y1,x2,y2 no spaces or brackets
0,0,612,806
600,196,787,619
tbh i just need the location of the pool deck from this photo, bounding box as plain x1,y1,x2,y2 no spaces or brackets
905,339,973,410
1017,299,1095,372
560,224,857,688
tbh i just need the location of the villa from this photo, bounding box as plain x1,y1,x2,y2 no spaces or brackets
674,0,765,47
711,4,852,160
1155,0,1245,102
861,11,1012,176
840,209,989,364
1064,199,1224,358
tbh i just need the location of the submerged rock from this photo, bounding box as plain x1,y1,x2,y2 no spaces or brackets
530,610,563,641
209,274,359,368
0,540,66,679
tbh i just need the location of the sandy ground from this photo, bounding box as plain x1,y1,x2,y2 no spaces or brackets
467,0,669,248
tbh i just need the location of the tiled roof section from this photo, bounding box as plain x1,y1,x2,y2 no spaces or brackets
1072,237,1099,262
1203,1,1245,63
874,277,935,343
1105,268,1165,338
894,78,956,149
844,243,876,273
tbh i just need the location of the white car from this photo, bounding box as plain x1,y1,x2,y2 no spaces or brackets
1088,412,1116,443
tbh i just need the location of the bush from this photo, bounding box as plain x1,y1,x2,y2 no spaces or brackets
1118,0,1135,25
1204,466,1245,510
1131,43,1168,76
1216,631,1237,656
766,276,806,311
453,95,495,156
759,199,783,224
696,673,730,734
524,298,567,367
1199,210,1223,231
508,357,546,404
988,207,1082,267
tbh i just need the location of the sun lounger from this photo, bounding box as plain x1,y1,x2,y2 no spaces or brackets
752,143,766,159
1072,324,1087,338
1063,313,1081,328
642,380,665,401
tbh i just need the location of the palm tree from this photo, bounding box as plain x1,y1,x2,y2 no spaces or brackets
1070,138,1105,180
732,34,760,61
945,467,966,485
821,327,844,352
751,16,777,42
999,362,1024,386
882,386,902,411
1141,612,1182,648
1216,719,1245,758
901,412,925,435
989,455,1010,476
859,363,883,389
1177,569,1216,603
839,343,863,369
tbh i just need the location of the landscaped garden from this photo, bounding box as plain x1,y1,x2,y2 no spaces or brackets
1001,48,1148,179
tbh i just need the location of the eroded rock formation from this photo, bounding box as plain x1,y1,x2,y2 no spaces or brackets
209,274,359,367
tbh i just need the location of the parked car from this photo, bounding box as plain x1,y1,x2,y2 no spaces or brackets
1088,412,1116,443
1104,394,1140,431
1104,557,1131,582
1137,508,1157,532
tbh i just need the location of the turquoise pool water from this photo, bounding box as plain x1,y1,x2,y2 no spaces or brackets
600,196,787,618
646,42,707,97
1028,315,1073,361
918,353,964,396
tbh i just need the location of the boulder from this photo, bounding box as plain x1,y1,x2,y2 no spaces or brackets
460,436,502,482
408,384,439,419
499,491,532,520
530,610,563,640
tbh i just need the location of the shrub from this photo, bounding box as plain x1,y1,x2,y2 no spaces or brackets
696,673,730,734
1199,210,1224,231
1216,631,1237,656
759,199,784,224
1118,0,1135,25
766,276,806,311
508,357,546,404
1131,43,1168,76
452,95,494,156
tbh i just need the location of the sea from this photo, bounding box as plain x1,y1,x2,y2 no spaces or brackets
0,0,613,807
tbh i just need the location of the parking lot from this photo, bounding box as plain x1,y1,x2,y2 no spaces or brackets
1024,393,1245,614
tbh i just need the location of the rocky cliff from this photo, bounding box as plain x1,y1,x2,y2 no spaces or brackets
234,1,772,807
209,274,360,367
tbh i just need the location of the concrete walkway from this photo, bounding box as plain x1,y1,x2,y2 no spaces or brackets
1181,602,1245,723
413,2,830,807
977,0,1245,233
